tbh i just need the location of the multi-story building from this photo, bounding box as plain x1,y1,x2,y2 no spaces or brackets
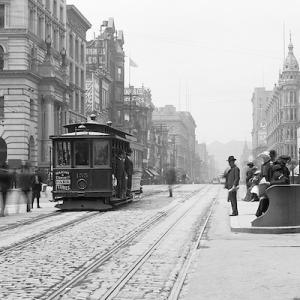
265,39,300,160
152,105,196,180
251,87,272,159
67,5,91,124
85,18,125,125
0,0,90,169
195,142,209,183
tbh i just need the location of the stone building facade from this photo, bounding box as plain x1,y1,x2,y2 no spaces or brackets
85,18,124,125
0,0,90,168
152,105,196,180
251,87,272,159
265,40,300,160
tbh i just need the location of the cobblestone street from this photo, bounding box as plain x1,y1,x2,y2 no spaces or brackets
0,184,218,300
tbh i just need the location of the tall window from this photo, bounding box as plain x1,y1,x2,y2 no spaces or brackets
59,6,64,22
80,44,84,64
69,34,73,57
69,62,73,82
0,5,5,28
75,39,79,61
0,46,4,71
53,0,57,17
117,67,123,81
30,99,34,118
29,9,35,33
75,93,79,111
0,96,4,118
38,16,44,39
46,0,50,10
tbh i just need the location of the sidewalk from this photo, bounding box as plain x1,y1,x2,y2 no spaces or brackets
182,188,300,300
0,186,58,229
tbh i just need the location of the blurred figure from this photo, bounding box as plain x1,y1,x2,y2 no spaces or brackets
31,168,43,209
18,164,33,212
224,156,240,216
0,163,11,217
165,165,176,197
124,148,133,197
243,162,255,201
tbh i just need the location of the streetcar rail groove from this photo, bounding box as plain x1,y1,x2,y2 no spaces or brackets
101,186,214,300
167,190,220,300
42,185,209,300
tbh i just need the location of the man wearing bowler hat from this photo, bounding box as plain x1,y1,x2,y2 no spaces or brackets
225,155,240,216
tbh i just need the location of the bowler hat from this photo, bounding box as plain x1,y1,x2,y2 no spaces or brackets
227,156,236,162
126,148,132,154
247,162,254,167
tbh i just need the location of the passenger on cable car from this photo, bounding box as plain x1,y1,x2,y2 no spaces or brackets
124,148,133,197
115,149,126,198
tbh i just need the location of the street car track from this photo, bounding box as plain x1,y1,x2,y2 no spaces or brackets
41,185,209,300
0,186,177,234
168,192,219,300
0,211,102,255
0,210,62,233
100,186,216,300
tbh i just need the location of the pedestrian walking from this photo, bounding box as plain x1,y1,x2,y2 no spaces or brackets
0,163,11,217
224,156,240,216
18,164,33,212
31,168,43,209
165,165,176,197
124,148,133,197
115,149,126,198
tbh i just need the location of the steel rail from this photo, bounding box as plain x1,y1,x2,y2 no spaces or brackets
0,210,63,233
101,185,215,300
167,189,220,300
42,185,209,300
0,211,102,255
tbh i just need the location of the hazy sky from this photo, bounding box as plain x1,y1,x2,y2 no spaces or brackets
69,0,300,144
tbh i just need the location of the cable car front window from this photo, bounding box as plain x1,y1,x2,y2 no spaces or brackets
56,141,71,167
74,141,89,166
94,140,109,166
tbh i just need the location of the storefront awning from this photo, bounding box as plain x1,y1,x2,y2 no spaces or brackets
148,168,159,176
144,169,154,177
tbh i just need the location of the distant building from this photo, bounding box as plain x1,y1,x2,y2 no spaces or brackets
86,18,125,125
0,1,90,169
251,87,272,159
195,142,209,183
265,39,300,160
152,105,196,180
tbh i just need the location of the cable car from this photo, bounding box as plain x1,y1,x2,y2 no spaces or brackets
50,117,143,210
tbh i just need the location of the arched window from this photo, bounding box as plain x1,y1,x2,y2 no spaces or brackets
0,46,4,71
28,136,35,162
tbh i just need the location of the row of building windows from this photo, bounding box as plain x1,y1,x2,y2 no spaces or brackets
69,34,85,64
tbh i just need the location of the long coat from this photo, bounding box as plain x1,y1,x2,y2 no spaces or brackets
225,165,240,190
165,168,176,185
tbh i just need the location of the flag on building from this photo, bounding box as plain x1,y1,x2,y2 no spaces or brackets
129,57,138,68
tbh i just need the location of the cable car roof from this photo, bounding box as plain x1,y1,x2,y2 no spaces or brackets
64,122,137,142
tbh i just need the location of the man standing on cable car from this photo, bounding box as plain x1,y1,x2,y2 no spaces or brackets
116,149,126,198
124,148,133,197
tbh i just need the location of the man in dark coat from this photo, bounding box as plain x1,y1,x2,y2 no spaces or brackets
31,169,43,208
0,163,11,217
225,156,240,216
124,148,133,197
165,165,176,197
115,150,126,198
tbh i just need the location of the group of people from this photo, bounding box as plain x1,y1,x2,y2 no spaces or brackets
224,149,291,217
114,148,133,198
0,164,43,217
